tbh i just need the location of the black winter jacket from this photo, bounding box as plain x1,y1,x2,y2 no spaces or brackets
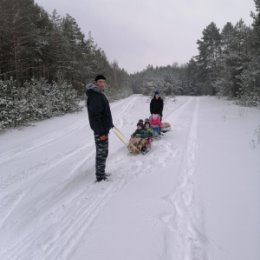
150,97,164,117
86,83,113,135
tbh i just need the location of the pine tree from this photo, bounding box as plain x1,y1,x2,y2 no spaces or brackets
196,22,221,95
238,0,260,105
0,0,46,84
0,0,134,130
251,0,260,55
215,20,251,97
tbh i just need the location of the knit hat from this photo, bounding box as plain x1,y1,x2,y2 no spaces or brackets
95,75,106,81
152,114,159,119
154,90,159,95
144,122,150,127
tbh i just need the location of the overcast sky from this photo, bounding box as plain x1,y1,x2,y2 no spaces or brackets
36,0,255,73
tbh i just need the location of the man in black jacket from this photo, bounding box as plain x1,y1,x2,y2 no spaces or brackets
150,91,164,118
86,75,114,182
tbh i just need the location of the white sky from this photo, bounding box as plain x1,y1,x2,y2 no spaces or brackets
36,0,255,73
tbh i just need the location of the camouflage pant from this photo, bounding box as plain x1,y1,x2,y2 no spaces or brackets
94,134,109,178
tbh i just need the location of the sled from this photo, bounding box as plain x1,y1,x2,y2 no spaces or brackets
127,137,151,154
161,122,171,133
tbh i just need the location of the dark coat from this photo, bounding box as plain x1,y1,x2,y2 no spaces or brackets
150,97,164,117
131,129,145,138
86,84,113,135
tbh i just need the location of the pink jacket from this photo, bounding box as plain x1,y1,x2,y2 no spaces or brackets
149,115,162,128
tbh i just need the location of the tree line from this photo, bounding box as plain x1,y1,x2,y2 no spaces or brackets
133,0,260,106
0,0,132,129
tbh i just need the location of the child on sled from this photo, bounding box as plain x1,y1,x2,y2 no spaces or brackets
143,121,153,144
128,122,151,154
149,114,163,137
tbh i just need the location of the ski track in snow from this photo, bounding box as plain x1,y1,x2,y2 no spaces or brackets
0,95,129,167
1,95,258,260
159,97,208,260
0,95,131,167
0,96,138,196
0,96,210,260
0,95,190,259
0,96,139,259
0,121,87,165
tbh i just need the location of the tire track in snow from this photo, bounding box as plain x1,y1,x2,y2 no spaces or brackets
113,95,140,128
0,96,191,260
0,95,142,260
0,141,94,197
0,96,139,200
28,143,171,259
160,97,209,260
163,97,193,121
0,94,140,221
0,119,88,166
1,150,147,259
56,139,180,260
0,95,137,166
51,97,195,259
0,95,140,195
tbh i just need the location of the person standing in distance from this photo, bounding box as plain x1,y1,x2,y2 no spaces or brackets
86,75,114,182
150,90,164,119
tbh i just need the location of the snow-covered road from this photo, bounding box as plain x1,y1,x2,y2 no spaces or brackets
0,96,259,260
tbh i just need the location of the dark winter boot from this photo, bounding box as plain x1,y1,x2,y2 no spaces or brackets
96,175,108,182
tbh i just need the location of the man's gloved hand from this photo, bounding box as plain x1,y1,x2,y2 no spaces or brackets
99,134,108,141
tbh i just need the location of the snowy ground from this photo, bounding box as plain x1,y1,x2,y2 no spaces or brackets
0,95,259,260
